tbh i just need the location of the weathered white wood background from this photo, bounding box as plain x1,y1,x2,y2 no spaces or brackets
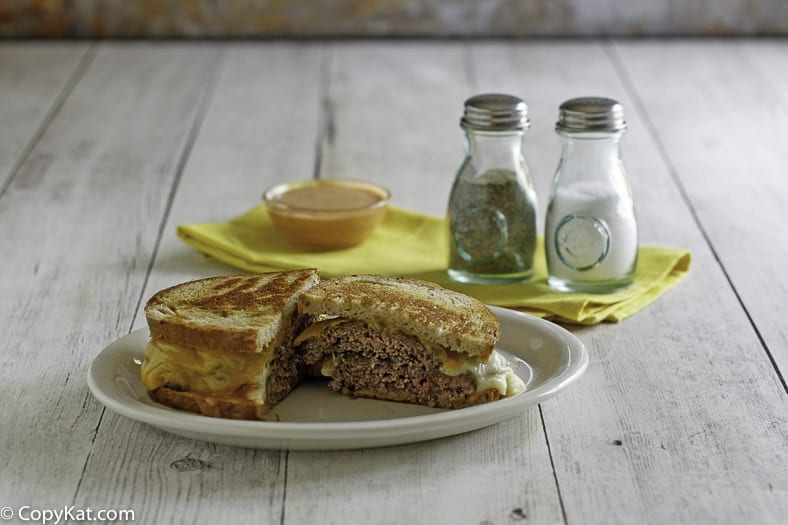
4,0,788,37
0,39,786,524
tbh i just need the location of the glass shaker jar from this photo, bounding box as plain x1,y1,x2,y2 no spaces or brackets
447,93,538,284
545,97,638,293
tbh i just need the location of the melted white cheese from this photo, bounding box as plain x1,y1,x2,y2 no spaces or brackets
443,350,527,397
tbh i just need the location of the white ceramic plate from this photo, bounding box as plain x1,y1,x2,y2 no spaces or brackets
87,306,588,450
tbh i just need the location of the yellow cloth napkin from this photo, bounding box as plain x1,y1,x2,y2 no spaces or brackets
177,205,691,325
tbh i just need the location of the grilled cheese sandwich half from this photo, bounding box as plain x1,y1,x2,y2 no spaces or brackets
140,269,319,420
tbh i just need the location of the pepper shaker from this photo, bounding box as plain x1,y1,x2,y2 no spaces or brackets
447,93,538,284
545,97,638,293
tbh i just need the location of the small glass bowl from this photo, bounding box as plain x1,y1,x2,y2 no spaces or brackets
263,179,390,250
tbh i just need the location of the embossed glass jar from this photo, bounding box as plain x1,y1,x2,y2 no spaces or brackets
447,94,538,284
545,97,638,293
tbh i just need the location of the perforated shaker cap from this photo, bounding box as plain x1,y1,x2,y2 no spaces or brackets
461,93,530,131
557,96,626,132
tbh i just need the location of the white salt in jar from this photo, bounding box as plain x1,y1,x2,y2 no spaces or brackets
545,97,638,293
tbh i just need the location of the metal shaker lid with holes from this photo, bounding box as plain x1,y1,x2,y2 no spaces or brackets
461,93,530,131
556,96,626,132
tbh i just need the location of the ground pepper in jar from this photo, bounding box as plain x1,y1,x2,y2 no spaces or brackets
447,94,538,284
448,168,537,278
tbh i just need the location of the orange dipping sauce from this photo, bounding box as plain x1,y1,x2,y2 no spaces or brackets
264,179,390,250
277,185,382,211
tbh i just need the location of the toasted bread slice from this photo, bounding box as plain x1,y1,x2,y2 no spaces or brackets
297,274,499,360
145,269,319,354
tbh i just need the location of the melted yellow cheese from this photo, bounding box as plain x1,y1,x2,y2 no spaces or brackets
292,317,348,346
140,339,273,396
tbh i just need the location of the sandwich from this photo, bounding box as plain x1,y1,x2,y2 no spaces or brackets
294,275,526,409
140,269,319,420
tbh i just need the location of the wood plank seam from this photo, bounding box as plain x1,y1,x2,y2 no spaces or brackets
279,450,290,525
606,39,788,394
461,42,478,94
313,45,333,181
127,45,227,336
67,43,227,511
68,402,106,507
0,42,96,201
539,405,569,525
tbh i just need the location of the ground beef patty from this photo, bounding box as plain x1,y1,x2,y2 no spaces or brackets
265,314,310,405
298,320,481,409
265,341,304,406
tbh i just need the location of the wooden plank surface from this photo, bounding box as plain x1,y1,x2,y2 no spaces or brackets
471,40,788,524
74,43,323,523
0,41,218,508
283,417,563,525
285,41,564,525
0,42,89,191
0,38,786,525
318,41,469,215
616,39,788,378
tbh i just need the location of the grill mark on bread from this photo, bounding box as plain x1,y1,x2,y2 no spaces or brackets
186,273,293,311
157,273,294,313
145,270,319,354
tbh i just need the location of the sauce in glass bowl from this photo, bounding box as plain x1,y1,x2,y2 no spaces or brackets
263,179,390,250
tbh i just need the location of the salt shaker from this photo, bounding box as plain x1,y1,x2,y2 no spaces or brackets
545,97,638,293
447,93,538,284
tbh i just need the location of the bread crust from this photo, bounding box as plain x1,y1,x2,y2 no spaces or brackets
148,387,271,420
146,323,260,355
297,275,499,360
145,269,319,354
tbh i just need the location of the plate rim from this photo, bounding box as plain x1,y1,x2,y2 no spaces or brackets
87,306,588,447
